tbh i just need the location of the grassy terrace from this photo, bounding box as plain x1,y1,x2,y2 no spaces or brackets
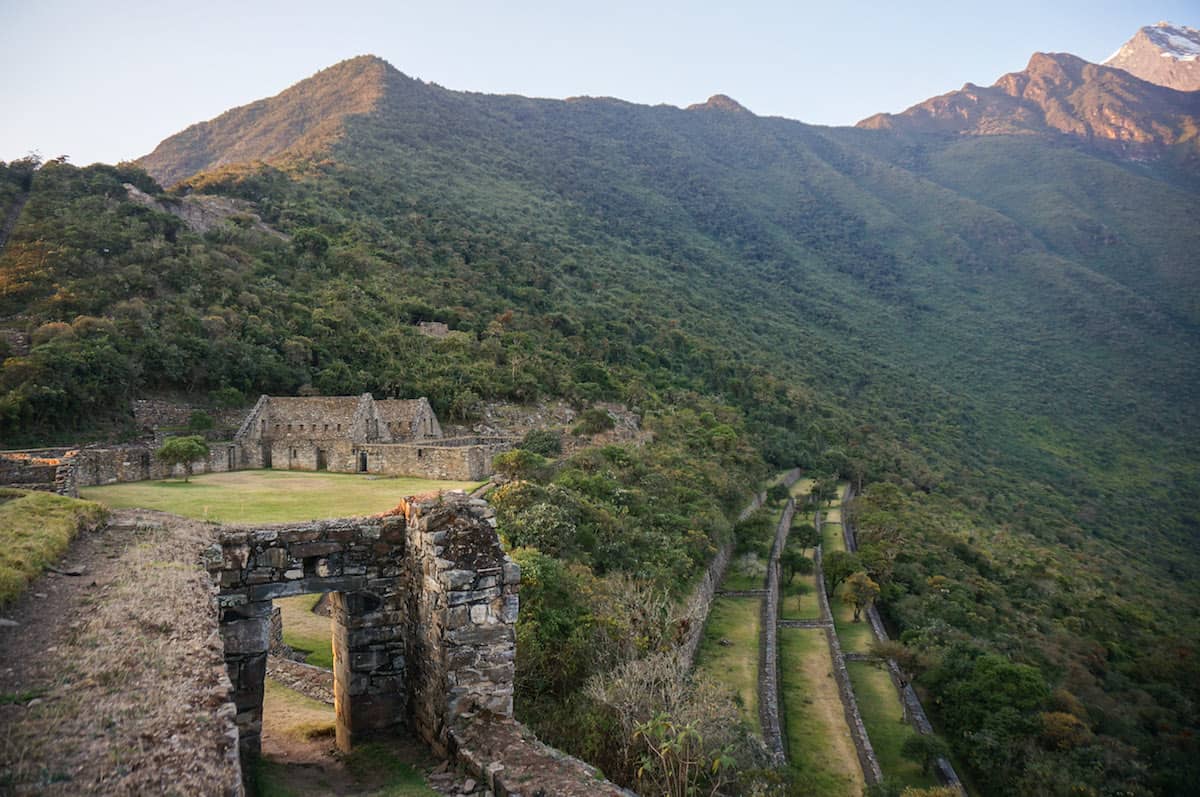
780,576,820,620
81,470,484,523
779,628,865,796
832,589,876,655
695,595,762,732
848,661,939,791
0,488,107,604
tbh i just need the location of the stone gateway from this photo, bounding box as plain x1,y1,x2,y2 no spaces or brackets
206,494,518,756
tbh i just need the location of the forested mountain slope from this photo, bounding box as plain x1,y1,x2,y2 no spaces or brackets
2,53,1198,794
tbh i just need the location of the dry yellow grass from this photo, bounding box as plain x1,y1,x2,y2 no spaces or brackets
0,510,239,794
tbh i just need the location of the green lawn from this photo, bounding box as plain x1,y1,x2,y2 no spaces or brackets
81,470,484,524
778,628,865,796
848,661,939,790
822,520,845,553
695,596,762,733
278,594,333,669
0,489,107,605
780,569,820,620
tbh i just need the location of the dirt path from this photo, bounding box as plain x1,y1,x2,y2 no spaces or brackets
0,509,239,795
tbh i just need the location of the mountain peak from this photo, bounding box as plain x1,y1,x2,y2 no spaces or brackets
137,54,407,187
1104,22,1200,91
687,94,752,114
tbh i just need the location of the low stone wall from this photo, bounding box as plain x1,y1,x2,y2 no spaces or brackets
0,448,72,491
267,655,334,705
813,506,882,785
759,498,796,764
450,715,634,796
71,442,239,488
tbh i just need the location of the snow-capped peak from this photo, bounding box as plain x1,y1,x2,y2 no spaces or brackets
1107,22,1200,64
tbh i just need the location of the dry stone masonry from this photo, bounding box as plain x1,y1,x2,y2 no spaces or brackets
205,494,518,757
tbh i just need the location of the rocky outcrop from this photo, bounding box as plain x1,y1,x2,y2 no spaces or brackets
123,183,287,238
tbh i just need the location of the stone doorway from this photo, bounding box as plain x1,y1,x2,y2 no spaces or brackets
205,496,518,767
316,448,328,471
357,451,368,473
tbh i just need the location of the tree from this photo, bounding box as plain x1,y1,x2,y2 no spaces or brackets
790,522,820,555
823,550,862,592
782,547,814,584
156,435,209,482
901,733,950,776
809,476,838,509
842,571,880,621
767,482,791,504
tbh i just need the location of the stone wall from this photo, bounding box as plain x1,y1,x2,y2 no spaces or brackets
679,468,801,670
359,439,511,482
759,497,796,764
206,494,518,758
0,448,72,490
268,655,335,705
71,442,239,487
132,398,246,437
813,505,882,785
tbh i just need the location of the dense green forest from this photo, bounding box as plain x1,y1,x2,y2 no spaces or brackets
1,55,1198,795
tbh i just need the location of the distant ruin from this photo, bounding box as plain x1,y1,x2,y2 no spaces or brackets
0,394,514,495
234,394,510,481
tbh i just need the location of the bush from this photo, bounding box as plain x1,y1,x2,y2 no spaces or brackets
187,410,214,431
520,429,563,457
572,407,614,436
493,448,550,481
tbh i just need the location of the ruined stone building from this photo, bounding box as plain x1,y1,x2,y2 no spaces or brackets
233,394,509,481
1,394,512,495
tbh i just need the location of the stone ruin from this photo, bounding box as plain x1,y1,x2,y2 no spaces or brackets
205,494,517,757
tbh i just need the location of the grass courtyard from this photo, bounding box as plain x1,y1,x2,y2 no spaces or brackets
80,469,484,524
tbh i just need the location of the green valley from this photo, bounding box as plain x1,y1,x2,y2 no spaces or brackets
1,50,1197,795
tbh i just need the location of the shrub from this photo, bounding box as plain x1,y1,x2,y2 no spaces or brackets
572,407,614,436
520,429,563,457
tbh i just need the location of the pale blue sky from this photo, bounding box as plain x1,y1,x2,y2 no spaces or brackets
1,0,1194,166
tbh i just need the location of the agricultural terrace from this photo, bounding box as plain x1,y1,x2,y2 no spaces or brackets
695,596,762,733
80,470,484,523
779,628,865,795
848,661,940,791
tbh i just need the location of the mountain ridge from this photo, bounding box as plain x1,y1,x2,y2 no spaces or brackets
857,51,1200,157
